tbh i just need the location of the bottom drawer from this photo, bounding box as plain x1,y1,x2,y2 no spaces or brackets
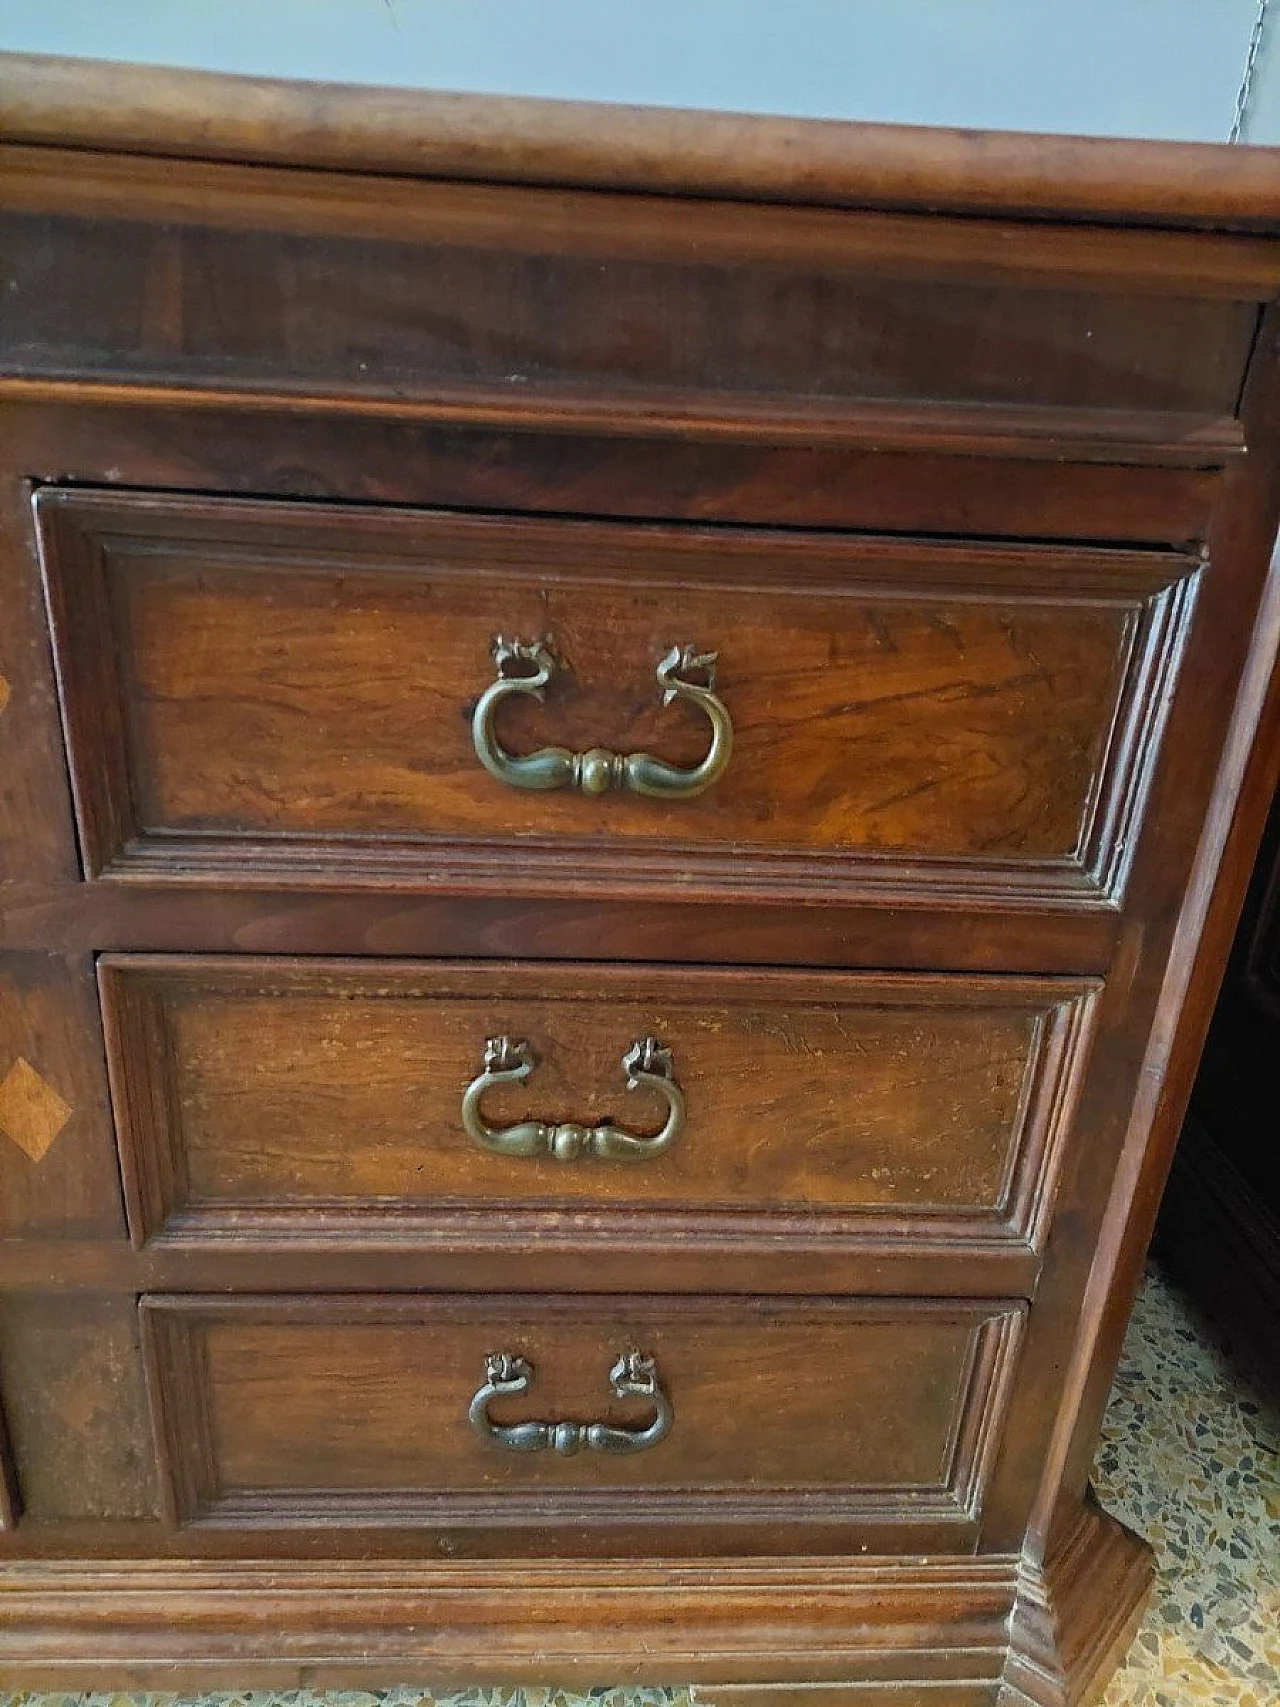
141,1293,1025,1551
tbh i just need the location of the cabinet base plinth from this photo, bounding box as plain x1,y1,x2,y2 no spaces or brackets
1001,1497,1156,1707
0,1506,1153,1701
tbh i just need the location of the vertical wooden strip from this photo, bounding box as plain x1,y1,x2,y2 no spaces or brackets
0,469,81,885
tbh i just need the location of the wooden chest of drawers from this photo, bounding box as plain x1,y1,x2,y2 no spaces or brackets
1,52,1279,1705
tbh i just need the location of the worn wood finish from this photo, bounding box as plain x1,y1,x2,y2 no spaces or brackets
140,1293,1024,1549
4,397,1233,540
0,955,125,1240
1,881,1123,982
1,378,1248,470
0,1236,1037,1304
0,1294,159,1524
2,51,1280,1703
1009,306,1280,1558
0,1509,1147,1699
3,148,1268,422
6,53,1280,230
1003,1497,1155,1707
99,957,1097,1261
38,490,1197,905
0,1554,1018,1695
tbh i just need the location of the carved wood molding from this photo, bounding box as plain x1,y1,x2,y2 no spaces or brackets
4,54,1280,229
139,1293,1026,1542
1001,1497,1155,1707
0,1551,1019,1691
98,956,1100,1265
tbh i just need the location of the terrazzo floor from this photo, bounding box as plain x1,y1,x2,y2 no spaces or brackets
1,1262,1275,1707
1095,1265,1277,1707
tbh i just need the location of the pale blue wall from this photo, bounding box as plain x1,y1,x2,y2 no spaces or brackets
1249,8,1280,142
1,0,1277,144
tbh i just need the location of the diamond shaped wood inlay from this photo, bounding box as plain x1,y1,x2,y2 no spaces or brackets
0,1057,72,1162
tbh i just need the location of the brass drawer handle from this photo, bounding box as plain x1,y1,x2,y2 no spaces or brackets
472,637,732,798
460,1035,684,1161
469,1349,673,1456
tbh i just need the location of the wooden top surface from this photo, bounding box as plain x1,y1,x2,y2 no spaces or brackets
2,50,1279,230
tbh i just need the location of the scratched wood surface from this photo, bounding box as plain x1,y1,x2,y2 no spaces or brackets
141,1293,1022,1521
2,55,1280,1701
100,957,1093,1246
2,146,1263,417
0,954,125,1239
37,490,1194,897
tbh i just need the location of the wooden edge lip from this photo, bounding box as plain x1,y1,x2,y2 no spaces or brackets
0,1552,1019,1692
0,378,1249,467
3,50,1280,231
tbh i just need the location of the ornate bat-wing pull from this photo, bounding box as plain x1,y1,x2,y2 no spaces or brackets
460,1035,683,1161
469,1350,673,1456
472,638,732,799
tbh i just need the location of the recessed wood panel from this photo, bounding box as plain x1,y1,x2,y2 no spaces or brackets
38,490,1198,907
140,1293,1024,1545
100,956,1098,1261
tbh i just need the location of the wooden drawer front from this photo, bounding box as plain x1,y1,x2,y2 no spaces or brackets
102,957,1097,1264
140,1293,1025,1546
40,489,1198,907
5,151,1263,420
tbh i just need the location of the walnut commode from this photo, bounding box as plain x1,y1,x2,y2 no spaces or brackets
1,51,1279,1705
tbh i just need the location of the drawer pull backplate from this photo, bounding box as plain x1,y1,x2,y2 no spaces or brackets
461,1034,684,1161
472,637,732,797
469,1349,673,1455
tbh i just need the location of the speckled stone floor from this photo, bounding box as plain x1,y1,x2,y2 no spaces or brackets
1,1262,1275,1707
1096,1265,1277,1707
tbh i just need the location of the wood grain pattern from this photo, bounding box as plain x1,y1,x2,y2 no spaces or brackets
0,1553,1019,1695
0,872,1122,981
0,1234,1038,1304
0,1058,70,1165
3,60,1280,1701
0,1294,159,1523
100,957,1097,1263
0,377,1248,468
1003,1496,1154,1707
37,490,1198,906
5,395,1233,544
2,147,1267,422
0,452,81,893
140,1293,1024,1547
975,309,1280,1565
0,955,126,1239
5,51,1280,230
